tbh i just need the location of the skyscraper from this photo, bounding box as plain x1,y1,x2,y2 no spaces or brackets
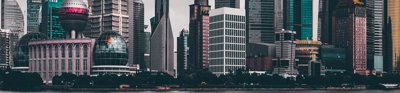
215,0,240,9
27,0,42,33
1,0,26,36
335,0,367,75
366,0,384,74
209,7,246,76
40,0,65,39
246,0,283,43
388,0,400,73
319,0,338,44
128,0,145,69
285,0,319,40
188,0,210,72
150,0,174,76
88,0,129,40
177,29,189,76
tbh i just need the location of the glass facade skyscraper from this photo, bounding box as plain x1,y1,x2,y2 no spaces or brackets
215,0,240,9
28,0,42,33
388,0,400,73
246,0,283,43
40,0,65,39
285,0,319,40
366,0,384,74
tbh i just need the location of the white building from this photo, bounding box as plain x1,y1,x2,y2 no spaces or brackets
209,7,246,76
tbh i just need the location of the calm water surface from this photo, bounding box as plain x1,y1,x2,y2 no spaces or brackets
1,90,400,93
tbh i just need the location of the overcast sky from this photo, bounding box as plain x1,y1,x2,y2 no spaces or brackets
143,0,245,50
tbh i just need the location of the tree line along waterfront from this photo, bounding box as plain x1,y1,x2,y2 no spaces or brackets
2,68,400,91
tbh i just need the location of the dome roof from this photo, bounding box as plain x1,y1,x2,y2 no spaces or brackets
93,31,128,66
13,32,48,67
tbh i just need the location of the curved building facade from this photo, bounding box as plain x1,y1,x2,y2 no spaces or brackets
29,39,95,83
92,31,137,76
12,32,48,71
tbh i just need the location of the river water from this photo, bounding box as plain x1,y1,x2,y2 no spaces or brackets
1,90,400,93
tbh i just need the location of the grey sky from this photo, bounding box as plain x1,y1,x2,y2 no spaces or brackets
143,0,245,50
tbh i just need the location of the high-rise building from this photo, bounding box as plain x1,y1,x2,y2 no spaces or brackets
188,0,210,72
40,0,65,39
215,0,240,9
1,0,26,36
144,31,150,70
128,0,145,69
246,0,283,43
0,29,19,68
366,0,384,74
319,0,338,44
209,7,246,76
88,0,129,40
272,29,298,77
388,0,400,73
150,0,174,76
246,43,275,71
284,0,319,40
335,0,367,75
177,29,189,76
27,0,42,33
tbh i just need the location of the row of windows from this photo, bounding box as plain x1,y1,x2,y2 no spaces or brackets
210,15,224,22
210,29,245,37
209,59,245,66
210,37,224,44
210,22,224,30
210,44,246,51
225,14,246,22
226,37,246,43
226,51,246,58
30,45,89,58
226,22,245,29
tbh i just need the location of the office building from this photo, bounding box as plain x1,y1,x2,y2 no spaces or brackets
177,29,189,76
40,0,65,39
272,29,298,77
128,0,145,69
387,0,400,73
319,0,338,44
215,0,240,9
88,0,129,40
246,0,283,43
366,0,384,74
144,31,150,70
27,0,42,33
150,0,175,76
335,0,367,75
209,7,246,75
284,0,319,40
188,0,210,72
1,0,26,36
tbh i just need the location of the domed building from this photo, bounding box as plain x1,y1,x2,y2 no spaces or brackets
91,31,137,76
12,32,48,72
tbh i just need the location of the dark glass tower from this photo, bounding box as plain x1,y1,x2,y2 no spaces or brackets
246,0,283,43
40,0,65,39
188,0,210,73
28,0,42,33
128,0,145,69
177,29,189,76
366,0,384,74
150,0,175,76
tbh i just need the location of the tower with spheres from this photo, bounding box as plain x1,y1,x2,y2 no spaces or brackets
59,0,89,39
